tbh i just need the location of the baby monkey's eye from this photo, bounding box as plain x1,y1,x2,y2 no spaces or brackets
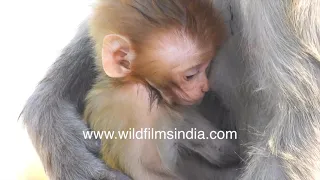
185,70,199,81
185,74,195,80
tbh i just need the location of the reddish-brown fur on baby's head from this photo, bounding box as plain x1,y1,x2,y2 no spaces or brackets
90,0,226,105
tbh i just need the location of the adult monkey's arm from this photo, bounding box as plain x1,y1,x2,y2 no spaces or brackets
22,22,130,180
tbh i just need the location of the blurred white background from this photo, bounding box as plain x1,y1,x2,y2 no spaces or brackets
0,1,92,179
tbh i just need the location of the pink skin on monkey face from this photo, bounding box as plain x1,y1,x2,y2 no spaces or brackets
164,61,210,105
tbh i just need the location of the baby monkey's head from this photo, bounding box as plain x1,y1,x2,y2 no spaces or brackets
90,0,226,105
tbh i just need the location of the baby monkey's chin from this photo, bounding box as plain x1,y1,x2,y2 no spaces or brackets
174,96,205,106
178,99,203,106
159,89,204,106
161,96,202,106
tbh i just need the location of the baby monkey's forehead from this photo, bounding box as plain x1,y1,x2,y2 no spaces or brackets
145,29,213,69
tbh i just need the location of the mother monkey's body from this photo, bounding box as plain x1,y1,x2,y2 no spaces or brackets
22,0,320,180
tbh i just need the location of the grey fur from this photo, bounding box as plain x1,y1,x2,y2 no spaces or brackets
210,0,320,179
21,22,130,180
175,107,240,180
178,108,239,167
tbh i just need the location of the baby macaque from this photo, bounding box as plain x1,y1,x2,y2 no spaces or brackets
84,0,238,179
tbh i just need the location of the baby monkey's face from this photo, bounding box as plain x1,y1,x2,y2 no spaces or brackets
165,60,210,105
141,32,214,106
146,59,211,106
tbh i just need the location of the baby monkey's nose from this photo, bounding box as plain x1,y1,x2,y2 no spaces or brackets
201,82,209,93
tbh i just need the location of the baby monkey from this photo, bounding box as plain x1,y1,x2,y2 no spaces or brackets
84,0,237,179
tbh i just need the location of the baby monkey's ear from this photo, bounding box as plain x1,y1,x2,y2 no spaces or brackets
102,34,136,78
